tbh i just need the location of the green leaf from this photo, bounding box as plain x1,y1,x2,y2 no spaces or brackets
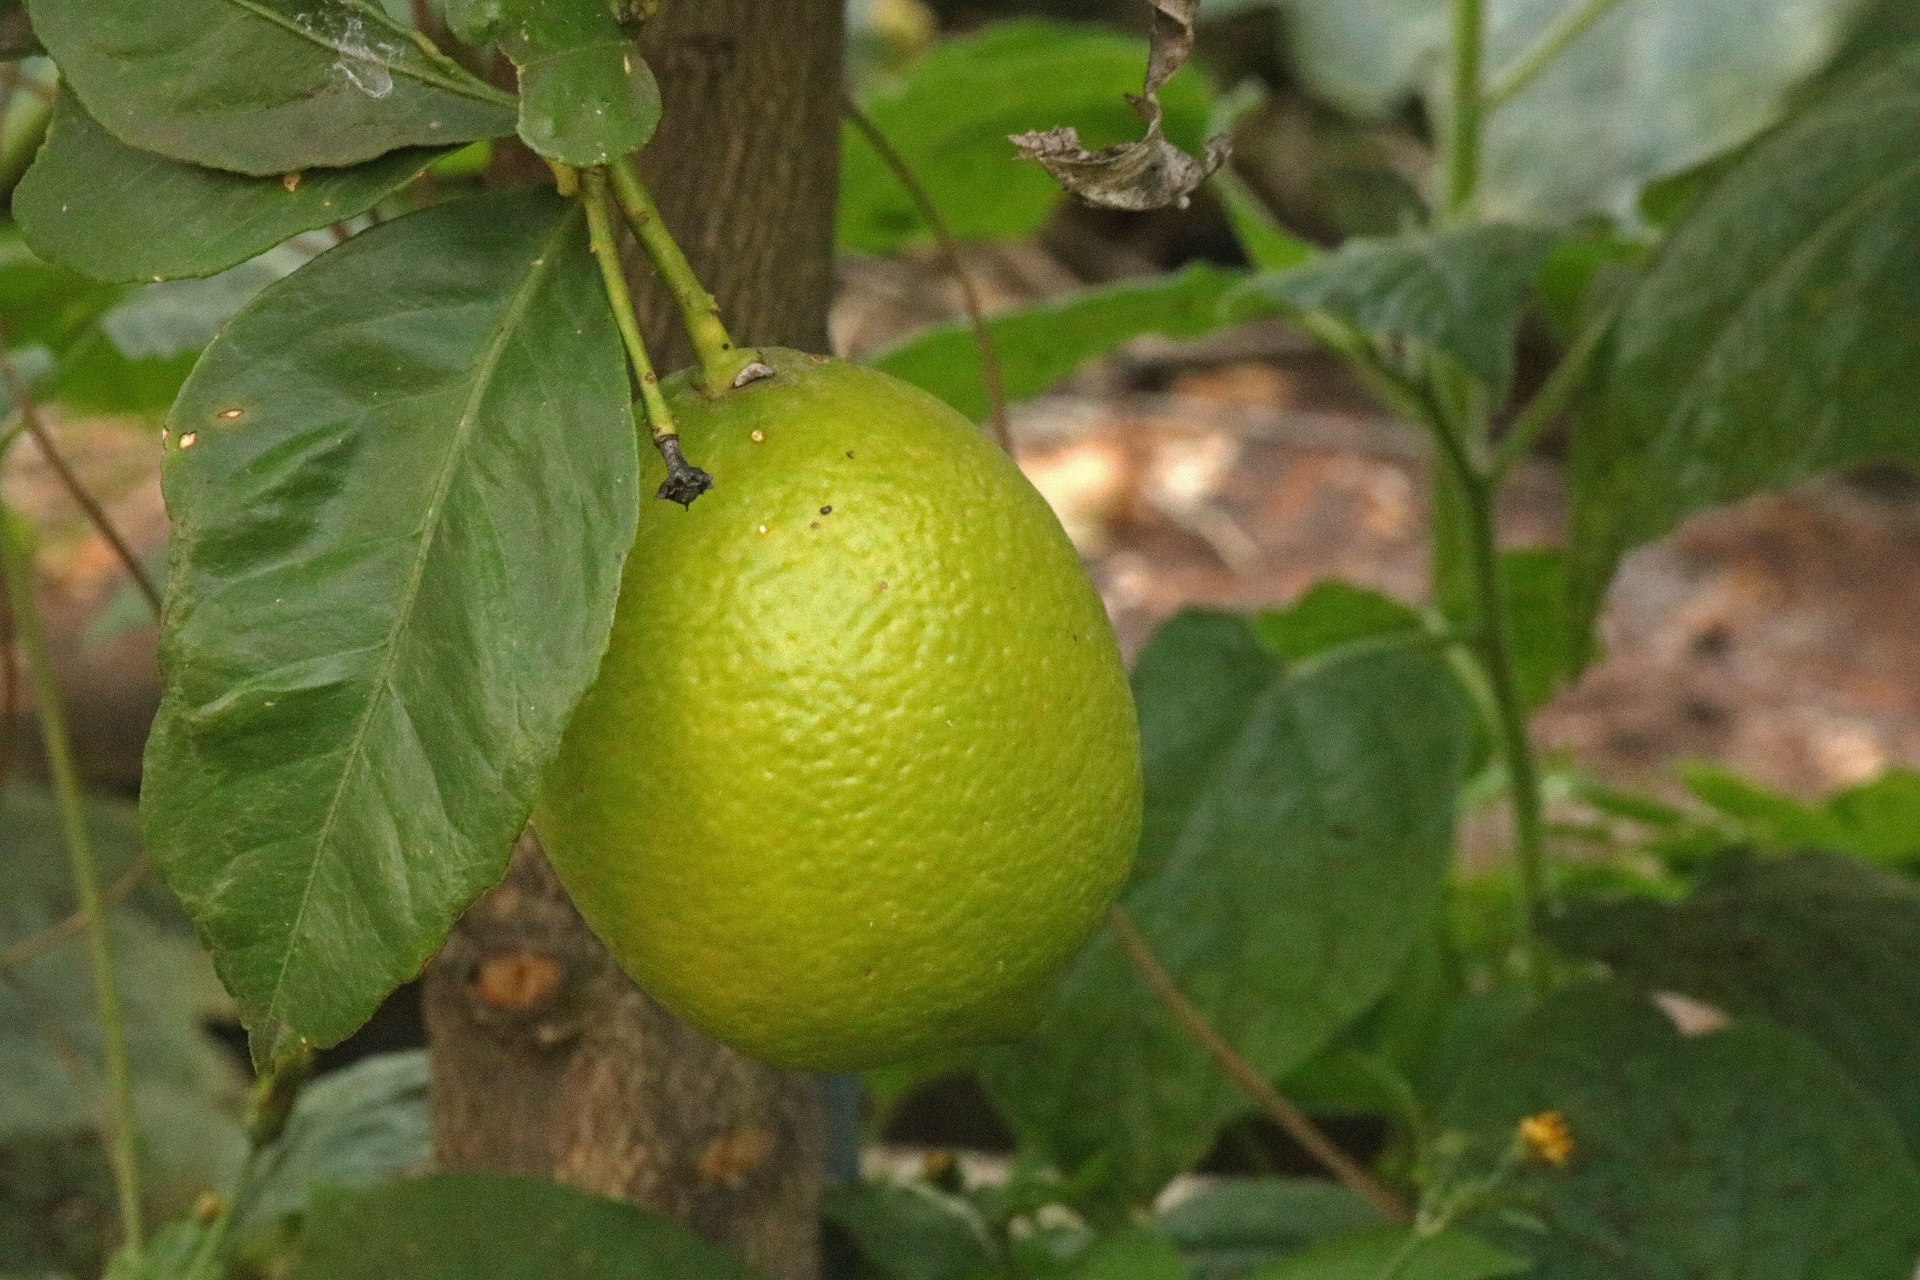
15,90,443,285
1247,0,1869,221
1230,225,1557,397
1442,982,1920,1278
0,229,126,353
981,610,1474,1204
449,0,660,166
27,0,517,176
1252,581,1425,665
1568,45,1920,642
1155,1179,1382,1280
1065,1228,1188,1280
825,1180,997,1280
1555,851,1920,1159
0,783,247,1200
233,1051,432,1241
45,251,298,417
1676,765,1920,866
290,1173,760,1278
140,188,639,1052
101,1220,218,1280
867,264,1241,421
840,20,1214,254
1254,1225,1526,1280
1214,170,1316,274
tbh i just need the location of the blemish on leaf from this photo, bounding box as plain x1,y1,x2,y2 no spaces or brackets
177,432,198,450
757,524,769,535
820,505,833,515
750,429,766,443
281,172,303,193
218,408,245,420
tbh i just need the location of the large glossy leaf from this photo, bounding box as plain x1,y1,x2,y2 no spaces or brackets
840,20,1214,253
291,1174,760,1279
1218,0,1871,221
446,0,661,166
1555,852,1920,1159
141,188,640,1053
1443,982,1920,1278
1568,45,1920,641
0,783,246,1201
866,264,1240,421
233,1051,432,1240
980,611,1474,1203
1230,225,1557,397
15,90,442,285
27,0,517,176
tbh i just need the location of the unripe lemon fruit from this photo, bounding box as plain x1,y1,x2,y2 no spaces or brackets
536,348,1141,1070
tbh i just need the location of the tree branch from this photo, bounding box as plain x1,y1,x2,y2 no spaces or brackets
842,94,1011,450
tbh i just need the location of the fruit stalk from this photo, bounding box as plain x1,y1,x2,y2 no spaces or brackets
607,156,759,397
582,168,713,506
0,492,145,1254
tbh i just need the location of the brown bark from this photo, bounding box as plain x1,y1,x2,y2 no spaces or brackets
427,8,845,1278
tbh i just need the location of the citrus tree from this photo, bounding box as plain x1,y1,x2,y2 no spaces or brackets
4,0,1920,1278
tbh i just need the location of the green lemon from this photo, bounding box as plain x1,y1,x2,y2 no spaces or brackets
536,348,1141,1071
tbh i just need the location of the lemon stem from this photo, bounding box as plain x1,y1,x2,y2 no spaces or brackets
582,168,712,507
607,155,758,397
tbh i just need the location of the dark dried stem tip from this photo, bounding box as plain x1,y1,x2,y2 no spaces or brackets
655,436,714,508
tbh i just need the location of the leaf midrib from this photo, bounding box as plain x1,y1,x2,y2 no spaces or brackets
261,208,579,1028
224,0,518,107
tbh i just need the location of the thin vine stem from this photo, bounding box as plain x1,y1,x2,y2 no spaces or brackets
4,854,153,969
1444,0,1485,220
582,168,712,507
1484,0,1629,108
1109,906,1415,1224
842,93,1012,451
0,489,144,1252
605,156,755,397
0,343,162,617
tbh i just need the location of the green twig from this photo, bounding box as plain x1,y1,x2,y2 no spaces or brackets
0,490,144,1252
842,93,1012,450
1444,0,1485,220
1490,303,1617,480
605,156,756,397
581,168,712,507
1485,0,1629,108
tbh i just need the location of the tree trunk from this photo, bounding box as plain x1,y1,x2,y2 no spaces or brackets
426,8,845,1278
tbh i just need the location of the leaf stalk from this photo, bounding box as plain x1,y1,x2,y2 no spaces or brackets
606,155,756,397
0,486,145,1253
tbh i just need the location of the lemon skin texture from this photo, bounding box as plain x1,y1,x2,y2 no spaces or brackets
536,348,1141,1071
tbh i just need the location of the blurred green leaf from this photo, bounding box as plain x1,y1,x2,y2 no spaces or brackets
1064,1228,1189,1280
1443,982,1920,1277
447,0,660,166
839,20,1214,253
1156,1179,1381,1280
1252,581,1425,665
100,1220,216,1280
1234,0,1872,221
27,0,516,175
15,90,442,285
981,611,1474,1205
0,783,245,1213
233,1051,431,1241
825,1180,997,1280
1214,171,1317,274
1254,1225,1525,1280
867,264,1241,421
1568,45,1920,645
1555,851,1920,1158
292,1174,758,1278
1678,764,1920,865
141,189,638,1053
1230,225,1557,397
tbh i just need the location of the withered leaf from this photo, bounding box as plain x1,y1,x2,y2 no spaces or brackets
1010,0,1229,211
